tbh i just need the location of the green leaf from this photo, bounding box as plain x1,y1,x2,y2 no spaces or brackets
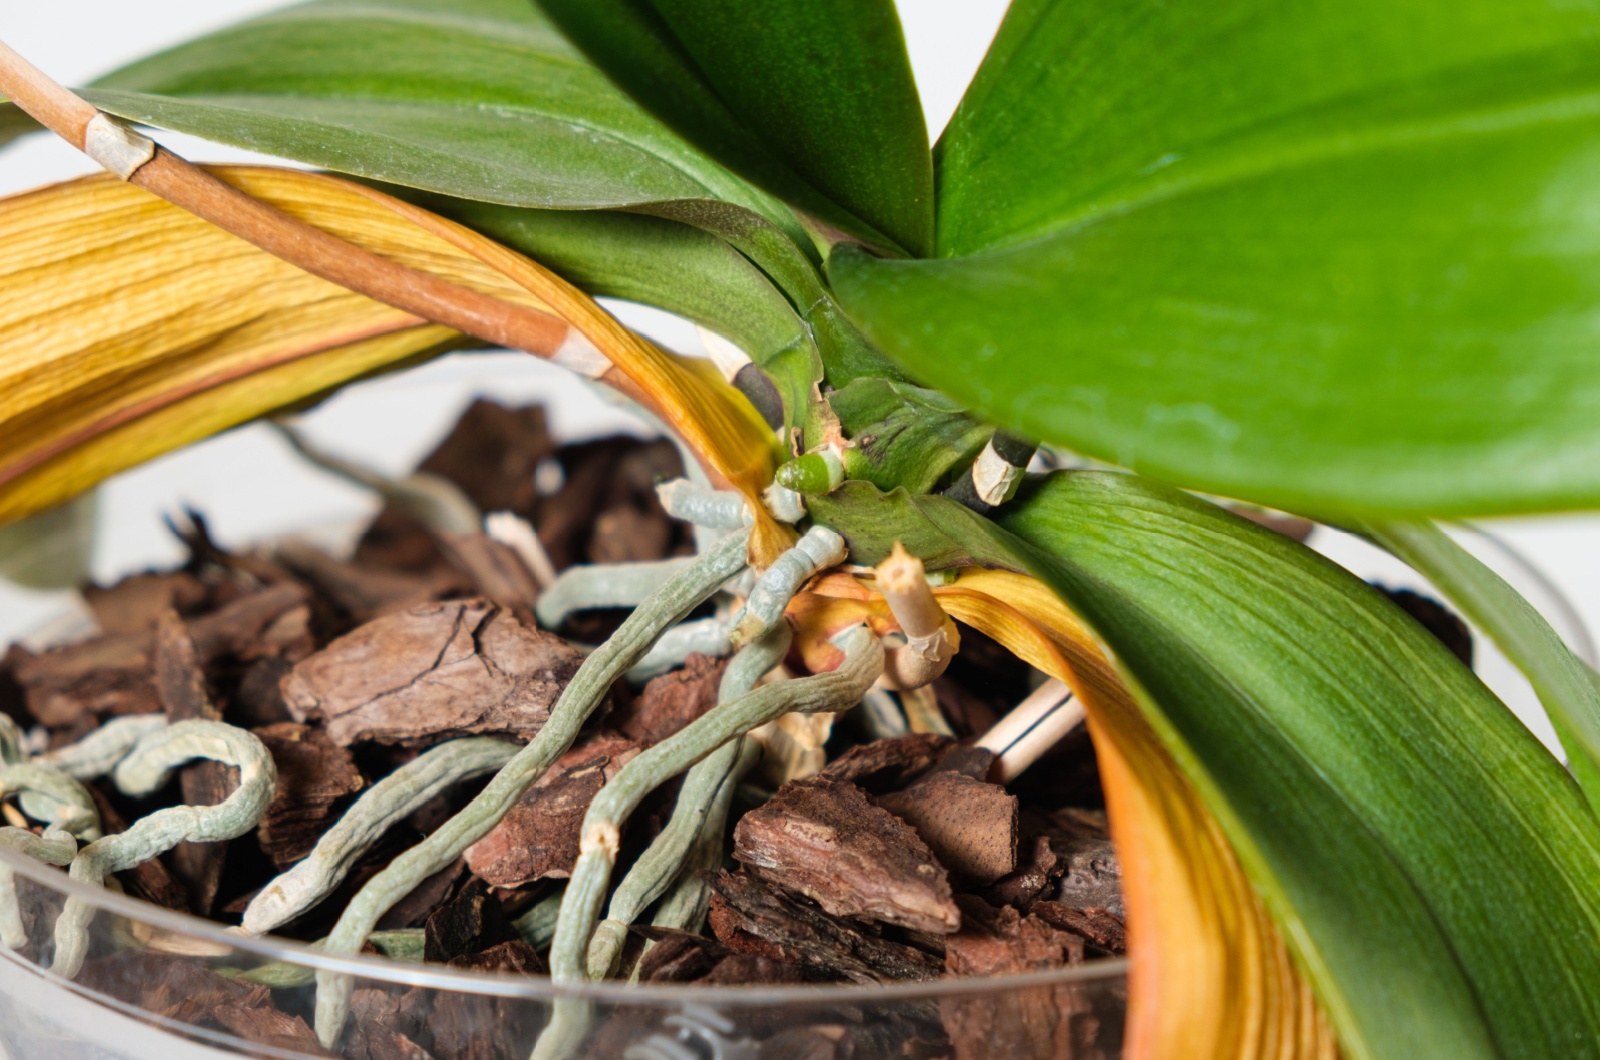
0,100,41,150
78,0,802,239
989,471,1600,1060
805,480,994,571
0,491,97,591
537,0,933,256
1364,519,1600,812
829,378,992,493
831,2,1600,516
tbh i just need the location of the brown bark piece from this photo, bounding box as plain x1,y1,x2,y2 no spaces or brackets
210,1002,335,1057
980,834,1061,912
734,775,960,934
877,771,1018,886
347,988,436,1060
635,926,805,986
423,876,518,963
282,599,597,746
254,722,365,869
609,653,726,746
708,870,944,984
378,857,468,930
815,732,955,793
416,399,554,516
231,656,297,728
187,582,315,663
153,610,232,916
7,636,158,728
940,897,1114,1060
277,541,463,625
83,571,209,635
446,938,546,975
535,437,686,570
464,732,639,887
436,532,542,616
1032,900,1128,955
1054,835,1124,918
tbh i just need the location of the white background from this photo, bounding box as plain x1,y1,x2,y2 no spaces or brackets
2,0,1599,727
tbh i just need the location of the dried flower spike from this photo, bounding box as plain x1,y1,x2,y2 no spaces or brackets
314,527,751,1047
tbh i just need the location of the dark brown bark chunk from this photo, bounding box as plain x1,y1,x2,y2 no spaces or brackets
153,610,233,915
610,652,726,746
708,870,944,984
254,722,365,869
415,399,554,517
815,732,955,793
465,732,639,887
634,926,806,986
188,582,315,663
534,436,686,570
277,541,463,625
1054,835,1123,918
347,988,436,1060
734,775,960,934
7,635,157,727
282,599,595,746
424,877,518,963
83,571,209,635
436,532,541,616
940,897,1115,1060
1031,900,1128,955
378,857,468,931
445,938,546,976
877,771,1018,886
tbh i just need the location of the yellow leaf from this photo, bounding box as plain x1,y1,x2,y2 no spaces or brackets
806,567,1340,1059
0,167,781,545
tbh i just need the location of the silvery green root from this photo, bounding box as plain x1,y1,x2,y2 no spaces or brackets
625,616,732,684
534,557,695,630
0,825,77,949
584,625,790,980
314,527,751,1048
52,720,275,977
0,763,101,842
655,479,751,530
730,526,847,645
241,736,519,936
39,713,168,780
533,622,883,1060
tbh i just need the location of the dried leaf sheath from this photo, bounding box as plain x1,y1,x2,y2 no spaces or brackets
0,167,781,549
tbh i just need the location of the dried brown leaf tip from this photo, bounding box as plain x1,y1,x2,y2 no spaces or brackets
253,722,365,869
465,732,640,888
733,774,961,935
282,598,601,746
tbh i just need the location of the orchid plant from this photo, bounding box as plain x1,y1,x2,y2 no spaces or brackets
4,1,1600,1058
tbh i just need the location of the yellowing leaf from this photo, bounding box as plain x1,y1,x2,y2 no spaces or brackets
0,166,781,546
805,566,1339,1059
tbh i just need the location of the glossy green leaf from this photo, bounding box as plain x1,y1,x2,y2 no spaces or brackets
985,471,1600,1060
831,1,1600,517
0,101,39,150
538,0,933,256
75,0,801,241
829,378,992,493
1365,519,1600,810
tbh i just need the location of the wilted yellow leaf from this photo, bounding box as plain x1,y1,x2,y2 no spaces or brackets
0,166,780,539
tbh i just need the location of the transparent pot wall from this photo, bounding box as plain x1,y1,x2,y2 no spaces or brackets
0,857,1128,1059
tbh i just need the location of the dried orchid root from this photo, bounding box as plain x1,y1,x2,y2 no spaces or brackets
655,478,752,530
270,418,482,534
978,679,1084,783
585,624,792,979
536,622,883,1060
730,525,848,645
626,616,733,683
241,736,520,936
0,826,77,949
52,720,275,977
875,542,959,691
38,713,169,780
314,527,752,1047
534,557,696,629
